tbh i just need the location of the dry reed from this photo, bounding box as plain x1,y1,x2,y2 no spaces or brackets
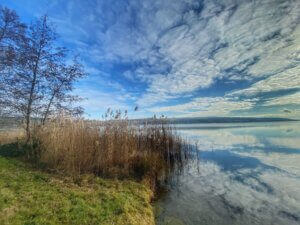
32,114,191,190
0,129,24,145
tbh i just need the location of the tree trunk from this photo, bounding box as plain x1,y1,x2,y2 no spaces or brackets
42,80,66,125
25,111,31,142
25,49,41,143
42,93,55,125
25,76,36,142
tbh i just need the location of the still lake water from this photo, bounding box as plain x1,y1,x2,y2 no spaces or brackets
156,122,300,225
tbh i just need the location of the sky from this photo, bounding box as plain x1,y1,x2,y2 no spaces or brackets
2,0,300,119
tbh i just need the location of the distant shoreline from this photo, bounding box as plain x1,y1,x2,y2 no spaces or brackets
132,117,298,124
0,116,298,127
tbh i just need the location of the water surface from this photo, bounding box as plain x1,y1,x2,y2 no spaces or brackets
156,121,300,225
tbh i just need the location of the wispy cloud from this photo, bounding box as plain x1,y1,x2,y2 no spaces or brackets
149,97,256,117
229,67,300,97
264,92,300,107
3,0,300,118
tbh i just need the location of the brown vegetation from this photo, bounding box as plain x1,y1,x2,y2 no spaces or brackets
0,129,24,145
31,114,191,191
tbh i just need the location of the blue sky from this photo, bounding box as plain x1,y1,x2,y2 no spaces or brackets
2,0,300,119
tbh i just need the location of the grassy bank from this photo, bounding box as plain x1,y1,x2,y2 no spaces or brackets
0,151,154,225
0,115,191,225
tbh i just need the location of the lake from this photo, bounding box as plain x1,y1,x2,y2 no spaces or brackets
156,121,300,225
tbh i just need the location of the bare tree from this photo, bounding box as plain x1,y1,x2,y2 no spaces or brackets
0,6,26,115
4,14,86,141
42,56,86,124
0,6,24,38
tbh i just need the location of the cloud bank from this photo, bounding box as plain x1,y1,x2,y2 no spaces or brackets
3,0,300,118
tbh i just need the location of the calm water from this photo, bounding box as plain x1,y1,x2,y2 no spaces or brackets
156,122,300,225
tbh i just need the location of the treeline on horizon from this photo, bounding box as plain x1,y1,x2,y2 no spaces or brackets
129,116,296,125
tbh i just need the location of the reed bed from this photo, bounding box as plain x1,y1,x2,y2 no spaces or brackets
0,129,24,145
32,115,192,190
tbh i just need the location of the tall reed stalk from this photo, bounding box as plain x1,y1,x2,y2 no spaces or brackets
32,113,192,190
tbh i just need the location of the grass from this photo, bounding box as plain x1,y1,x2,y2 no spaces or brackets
0,145,154,225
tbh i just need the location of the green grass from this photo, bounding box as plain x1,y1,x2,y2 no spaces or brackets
0,145,154,225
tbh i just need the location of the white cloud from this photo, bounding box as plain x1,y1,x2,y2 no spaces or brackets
148,97,256,116
137,59,220,106
267,137,300,150
229,67,300,97
264,92,300,106
135,0,300,106
74,89,128,111
39,0,300,102
214,0,300,77
122,70,135,81
12,0,300,115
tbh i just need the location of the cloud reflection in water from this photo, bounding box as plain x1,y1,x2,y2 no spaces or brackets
156,122,300,225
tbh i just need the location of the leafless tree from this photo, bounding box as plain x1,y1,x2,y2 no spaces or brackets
0,6,26,115
0,6,26,62
3,14,86,141
42,56,86,124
